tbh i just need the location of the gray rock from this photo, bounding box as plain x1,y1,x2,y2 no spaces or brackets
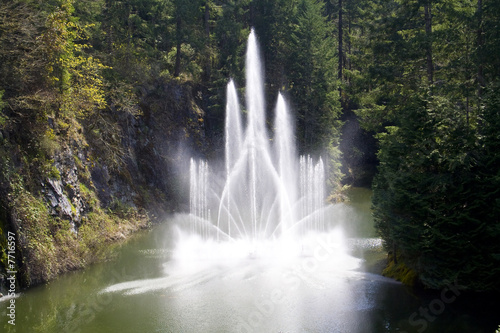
47,178,74,218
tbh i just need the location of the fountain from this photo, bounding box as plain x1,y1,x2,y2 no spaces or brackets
100,30,369,333
188,29,326,244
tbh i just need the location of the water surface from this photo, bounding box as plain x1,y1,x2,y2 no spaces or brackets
1,188,498,332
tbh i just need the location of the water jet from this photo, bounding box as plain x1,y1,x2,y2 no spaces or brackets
188,29,326,245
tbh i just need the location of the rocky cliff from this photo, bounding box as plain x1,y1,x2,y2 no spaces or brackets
0,79,206,290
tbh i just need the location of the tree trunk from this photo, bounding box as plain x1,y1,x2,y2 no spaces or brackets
174,16,182,77
204,2,210,37
466,35,471,127
393,242,398,265
348,9,352,71
424,1,433,85
477,0,485,96
338,0,343,81
104,0,113,55
126,5,132,70
203,1,211,82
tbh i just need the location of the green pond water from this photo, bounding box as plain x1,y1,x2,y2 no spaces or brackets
1,188,499,332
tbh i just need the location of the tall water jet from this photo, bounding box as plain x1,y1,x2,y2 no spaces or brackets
246,29,267,141
274,93,297,234
189,158,209,236
189,30,327,243
245,29,269,238
224,80,243,238
299,155,325,232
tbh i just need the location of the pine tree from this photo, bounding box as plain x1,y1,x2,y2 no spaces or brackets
368,0,500,290
287,0,342,189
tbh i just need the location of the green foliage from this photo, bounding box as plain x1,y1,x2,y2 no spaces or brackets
40,129,61,156
382,256,419,287
0,90,6,125
11,180,58,286
360,0,500,291
0,223,10,276
78,209,116,256
372,89,500,290
46,164,61,180
289,0,340,150
39,0,108,118
79,182,98,207
5,173,148,287
287,0,342,190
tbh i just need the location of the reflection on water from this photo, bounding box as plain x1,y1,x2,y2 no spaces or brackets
1,188,498,332
102,226,366,332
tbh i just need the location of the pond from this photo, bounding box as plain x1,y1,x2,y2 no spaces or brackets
1,187,498,332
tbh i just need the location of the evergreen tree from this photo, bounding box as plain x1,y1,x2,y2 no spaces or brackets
366,0,500,290
287,0,342,189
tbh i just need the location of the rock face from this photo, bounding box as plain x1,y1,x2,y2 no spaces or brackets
46,178,75,220
0,79,207,288
42,144,86,231
44,79,207,224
